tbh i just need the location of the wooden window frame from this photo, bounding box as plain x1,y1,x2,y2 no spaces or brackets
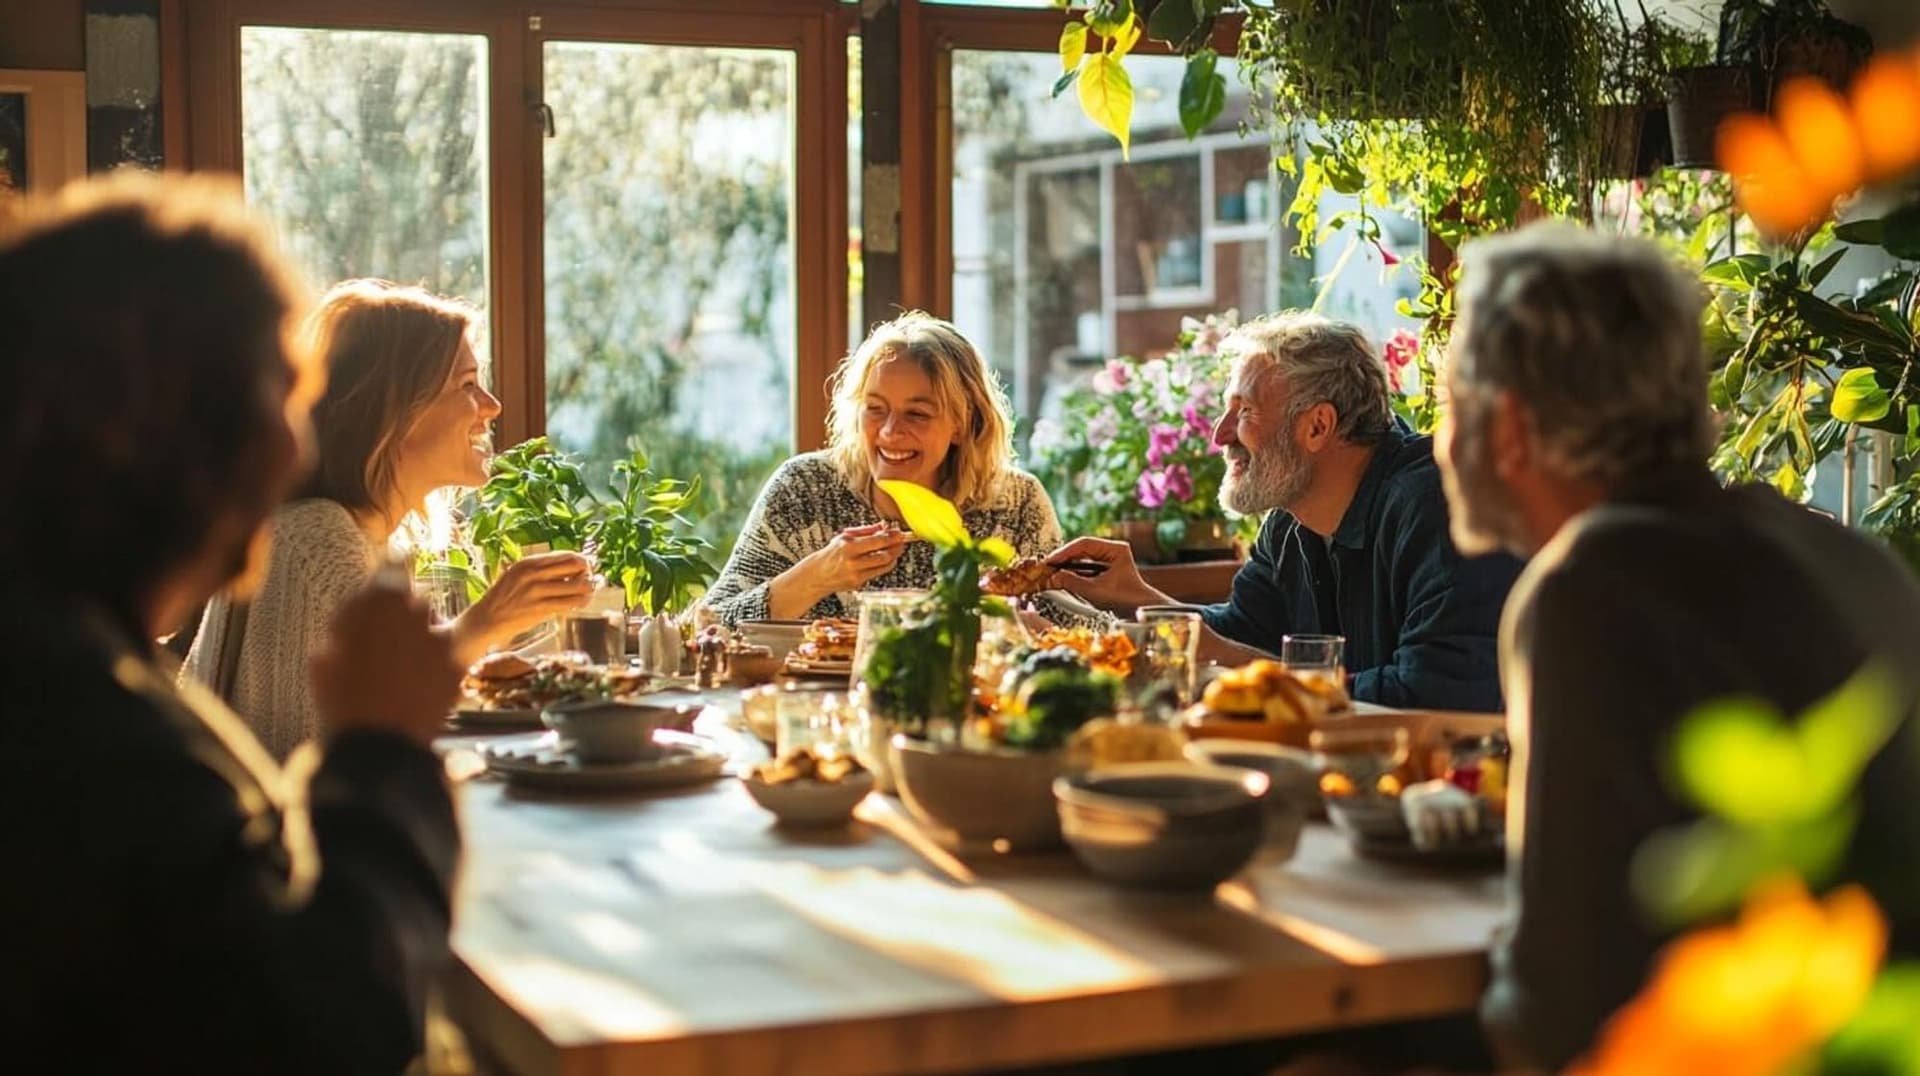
906,2,1241,320
180,0,848,452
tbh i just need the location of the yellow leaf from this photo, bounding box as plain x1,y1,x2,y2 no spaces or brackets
977,536,1017,568
1110,13,1141,59
1059,22,1088,72
878,479,969,549
1078,53,1134,158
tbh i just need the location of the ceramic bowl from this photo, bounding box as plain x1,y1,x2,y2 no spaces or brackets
736,619,811,663
890,737,1065,850
1182,739,1317,862
1055,762,1269,889
725,646,782,687
540,699,692,765
1325,794,1411,843
741,770,874,828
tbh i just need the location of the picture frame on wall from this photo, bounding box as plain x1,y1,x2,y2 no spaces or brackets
0,69,89,194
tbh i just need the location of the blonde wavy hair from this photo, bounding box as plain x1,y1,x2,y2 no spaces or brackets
826,312,1014,510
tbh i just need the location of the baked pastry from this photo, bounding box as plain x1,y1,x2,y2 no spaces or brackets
793,619,857,663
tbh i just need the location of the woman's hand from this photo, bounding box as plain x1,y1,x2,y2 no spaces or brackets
450,550,595,664
312,583,462,746
767,523,912,620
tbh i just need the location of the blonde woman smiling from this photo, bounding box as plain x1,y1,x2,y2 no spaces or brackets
184,281,592,758
705,311,1095,627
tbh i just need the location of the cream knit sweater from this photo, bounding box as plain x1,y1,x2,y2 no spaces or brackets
182,499,380,761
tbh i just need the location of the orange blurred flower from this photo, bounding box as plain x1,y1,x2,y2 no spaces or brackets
1719,43,1920,236
1574,877,1887,1076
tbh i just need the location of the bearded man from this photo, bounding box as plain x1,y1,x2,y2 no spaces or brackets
1052,311,1520,711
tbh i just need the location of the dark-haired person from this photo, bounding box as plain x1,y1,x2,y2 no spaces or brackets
0,173,464,1073
183,280,593,759
1050,311,1521,712
1435,223,1920,1070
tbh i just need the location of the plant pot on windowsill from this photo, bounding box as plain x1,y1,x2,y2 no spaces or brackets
1107,518,1239,565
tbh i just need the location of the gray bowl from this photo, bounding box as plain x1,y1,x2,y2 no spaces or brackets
540,699,693,765
1183,739,1317,862
736,619,811,663
1325,795,1411,843
1055,763,1269,889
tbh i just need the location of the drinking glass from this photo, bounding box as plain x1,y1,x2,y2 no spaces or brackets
560,609,625,666
1282,633,1346,692
412,564,471,627
1309,725,1411,799
775,688,850,759
1134,608,1202,706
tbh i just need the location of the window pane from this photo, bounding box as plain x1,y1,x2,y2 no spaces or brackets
951,50,1418,442
240,27,490,358
542,42,795,559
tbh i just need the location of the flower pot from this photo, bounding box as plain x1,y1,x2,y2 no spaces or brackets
1595,103,1671,180
1666,65,1752,169
1174,518,1239,564
1107,520,1167,565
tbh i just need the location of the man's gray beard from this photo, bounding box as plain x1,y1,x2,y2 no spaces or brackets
1220,434,1311,516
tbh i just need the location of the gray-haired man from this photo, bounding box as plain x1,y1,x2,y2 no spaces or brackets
1437,223,1920,1070
1053,311,1521,711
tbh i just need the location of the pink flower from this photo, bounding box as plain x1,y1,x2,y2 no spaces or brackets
1163,464,1194,503
1382,329,1420,391
1183,403,1213,439
1147,423,1184,468
1372,238,1401,267
1090,359,1131,396
1136,469,1168,509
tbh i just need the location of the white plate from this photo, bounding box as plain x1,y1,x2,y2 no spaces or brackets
481,730,728,792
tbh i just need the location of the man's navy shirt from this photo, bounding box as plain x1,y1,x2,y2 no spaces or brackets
1201,423,1520,711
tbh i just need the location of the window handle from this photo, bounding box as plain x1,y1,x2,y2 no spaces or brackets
528,97,555,138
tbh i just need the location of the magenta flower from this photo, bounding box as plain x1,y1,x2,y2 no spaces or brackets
1136,469,1168,509
1371,238,1401,267
1183,403,1213,439
1163,464,1194,503
1147,423,1184,467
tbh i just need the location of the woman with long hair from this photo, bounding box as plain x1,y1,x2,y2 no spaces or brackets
704,311,1093,626
184,280,591,758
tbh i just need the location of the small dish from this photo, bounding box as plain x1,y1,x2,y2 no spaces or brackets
736,619,811,662
741,770,874,828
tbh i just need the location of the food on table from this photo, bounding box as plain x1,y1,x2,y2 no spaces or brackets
1200,659,1351,725
998,665,1123,750
1032,626,1137,678
791,618,858,665
980,556,1058,597
1064,718,1187,771
1400,779,1484,850
755,745,866,786
460,652,650,712
1439,730,1510,816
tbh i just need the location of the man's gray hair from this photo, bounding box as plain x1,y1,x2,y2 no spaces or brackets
1454,222,1713,484
1227,311,1394,444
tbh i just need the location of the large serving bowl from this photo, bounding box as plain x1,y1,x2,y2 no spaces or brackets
1182,739,1317,862
1055,763,1269,889
890,737,1065,851
540,699,693,765
741,770,875,828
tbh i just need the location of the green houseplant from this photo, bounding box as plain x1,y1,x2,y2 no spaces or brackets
446,436,718,614
1702,196,1920,572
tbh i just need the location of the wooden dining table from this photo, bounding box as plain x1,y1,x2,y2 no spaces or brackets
440,714,1508,1076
